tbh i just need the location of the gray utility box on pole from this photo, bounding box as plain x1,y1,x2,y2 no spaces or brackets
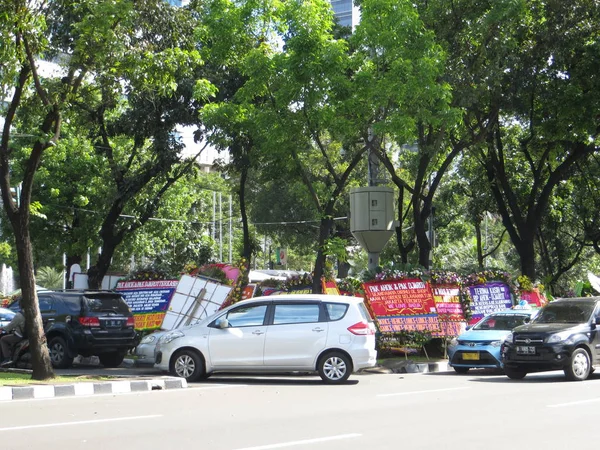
349,187,395,271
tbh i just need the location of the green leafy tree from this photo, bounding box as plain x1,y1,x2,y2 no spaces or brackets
349,0,458,269
421,0,600,279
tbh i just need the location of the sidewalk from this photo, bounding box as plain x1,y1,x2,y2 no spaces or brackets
0,368,187,402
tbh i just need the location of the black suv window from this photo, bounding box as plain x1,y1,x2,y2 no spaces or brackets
38,296,54,312
533,301,596,324
84,294,131,315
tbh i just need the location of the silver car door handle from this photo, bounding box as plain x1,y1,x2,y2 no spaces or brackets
252,330,264,335
312,328,325,332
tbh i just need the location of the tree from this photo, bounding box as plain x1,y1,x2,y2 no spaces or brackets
0,0,214,378
349,0,458,269
0,0,105,379
421,0,600,279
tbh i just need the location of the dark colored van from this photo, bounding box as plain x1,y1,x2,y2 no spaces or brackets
14,290,138,368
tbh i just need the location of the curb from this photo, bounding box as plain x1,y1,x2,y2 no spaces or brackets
0,376,187,402
360,361,451,375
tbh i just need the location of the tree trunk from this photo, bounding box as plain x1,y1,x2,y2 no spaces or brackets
87,240,118,289
474,218,484,270
13,221,54,380
239,162,251,262
395,185,414,263
517,238,536,280
312,216,334,294
414,204,431,268
337,261,350,278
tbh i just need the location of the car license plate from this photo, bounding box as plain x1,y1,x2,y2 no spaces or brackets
105,320,122,328
517,346,536,355
462,352,479,361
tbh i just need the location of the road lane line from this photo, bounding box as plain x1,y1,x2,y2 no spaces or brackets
231,433,362,450
547,398,600,408
0,414,163,431
377,387,469,397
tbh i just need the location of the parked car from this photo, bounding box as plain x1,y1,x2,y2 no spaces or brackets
448,309,537,373
154,294,377,384
11,290,138,368
502,297,600,381
0,307,16,328
135,330,168,366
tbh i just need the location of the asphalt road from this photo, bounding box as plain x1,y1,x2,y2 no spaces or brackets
2,369,600,450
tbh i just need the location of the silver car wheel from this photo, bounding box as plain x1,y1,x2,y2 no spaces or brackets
174,354,196,379
323,356,347,381
572,351,589,378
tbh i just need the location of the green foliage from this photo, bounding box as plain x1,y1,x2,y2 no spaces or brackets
195,264,230,285
376,331,433,358
35,267,64,290
122,266,172,282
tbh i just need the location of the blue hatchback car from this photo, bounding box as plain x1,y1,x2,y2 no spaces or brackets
448,309,537,374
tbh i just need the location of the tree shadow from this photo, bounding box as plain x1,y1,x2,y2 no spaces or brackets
198,374,359,386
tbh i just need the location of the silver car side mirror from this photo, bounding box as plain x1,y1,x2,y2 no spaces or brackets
216,318,230,329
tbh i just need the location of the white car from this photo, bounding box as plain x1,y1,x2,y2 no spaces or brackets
0,307,16,328
154,294,377,384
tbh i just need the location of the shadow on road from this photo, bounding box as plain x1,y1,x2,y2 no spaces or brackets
196,375,359,386
462,371,600,384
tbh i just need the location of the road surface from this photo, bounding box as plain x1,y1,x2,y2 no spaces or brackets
2,369,599,449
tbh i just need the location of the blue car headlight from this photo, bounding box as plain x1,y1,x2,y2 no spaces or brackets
490,340,502,347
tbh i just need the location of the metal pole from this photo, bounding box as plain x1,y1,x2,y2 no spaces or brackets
219,192,223,262
263,234,267,269
212,191,216,241
368,252,379,272
62,253,67,289
229,195,232,263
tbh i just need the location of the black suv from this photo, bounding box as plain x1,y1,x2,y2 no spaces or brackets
12,290,138,368
502,297,600,381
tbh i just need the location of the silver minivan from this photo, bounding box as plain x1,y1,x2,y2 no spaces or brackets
154,294,377,384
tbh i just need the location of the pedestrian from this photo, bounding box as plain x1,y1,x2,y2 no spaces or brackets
0,299,26,366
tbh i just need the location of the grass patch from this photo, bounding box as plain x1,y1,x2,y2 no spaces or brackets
0,372,117,386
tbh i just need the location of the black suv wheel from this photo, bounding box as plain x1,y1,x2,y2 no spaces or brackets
99,352,126,368
49,336,75,369
504,366,527,380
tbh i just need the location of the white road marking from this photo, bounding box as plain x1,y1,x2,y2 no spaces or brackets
232,433,362,450
377,387,469,397
0,414,162,431
547,398,600,408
